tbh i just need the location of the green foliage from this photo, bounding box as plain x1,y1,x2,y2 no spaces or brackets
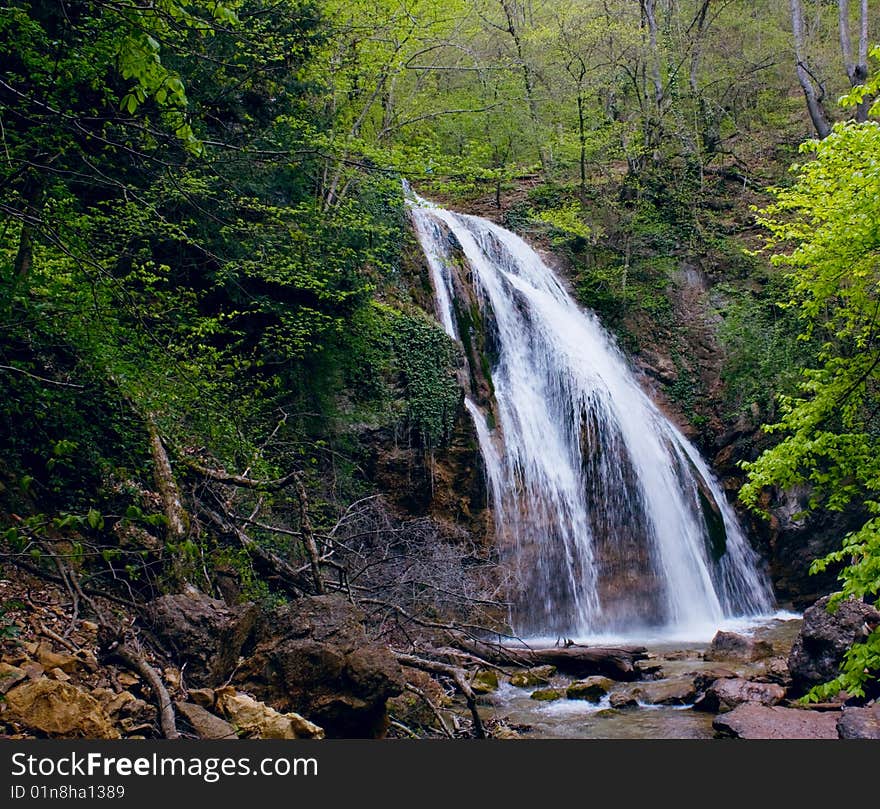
742,110,880,697
389,310,461,448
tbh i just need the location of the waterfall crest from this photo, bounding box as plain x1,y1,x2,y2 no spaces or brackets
408,191,774,639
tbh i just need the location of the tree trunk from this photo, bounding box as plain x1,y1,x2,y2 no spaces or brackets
791,0,832,137
839,0,871,122
146,418,189,542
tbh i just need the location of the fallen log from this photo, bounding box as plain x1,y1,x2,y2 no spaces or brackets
457,639,649,681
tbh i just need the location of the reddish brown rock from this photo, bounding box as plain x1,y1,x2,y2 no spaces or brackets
712,704,839,739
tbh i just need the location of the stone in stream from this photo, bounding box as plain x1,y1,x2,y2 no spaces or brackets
636,676,697,706
712,704,839,739
692,677,785,713
530,688,562,702
788,595,880,696
509,665,556,688
608,691,640,709
836,704,880,739
566,676,614,701
472,669,499,694
704,631,773,663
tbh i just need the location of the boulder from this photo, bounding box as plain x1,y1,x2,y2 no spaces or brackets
836,704,880,739
509,665,556,688
214,687,323,739
566,677,614,701
2,679,120,739
236,595,403,738
693,677,785,713
692,667,738,694
712,704,839,739
175,701,237,740
704,631,773,663
609,691,639,709
530,688,562,701
788,596,880,696
145,587,258,687
471,670,499,694
35,642,81,674
635,676,697,706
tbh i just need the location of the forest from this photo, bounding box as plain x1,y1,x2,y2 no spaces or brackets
0,0,878,742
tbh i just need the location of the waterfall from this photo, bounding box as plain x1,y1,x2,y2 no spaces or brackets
407,190,774,640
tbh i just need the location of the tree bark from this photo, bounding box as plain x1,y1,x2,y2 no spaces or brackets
146,418,189,541
791,0,832,137
839,0,871,121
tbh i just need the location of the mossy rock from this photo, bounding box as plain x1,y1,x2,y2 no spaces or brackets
566,676,615,702
509,665,556,688
472,669,500,694
530,688,562,702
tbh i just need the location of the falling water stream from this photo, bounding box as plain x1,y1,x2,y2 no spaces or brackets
407,188,775,644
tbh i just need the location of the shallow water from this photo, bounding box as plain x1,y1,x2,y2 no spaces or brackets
479,616,801,739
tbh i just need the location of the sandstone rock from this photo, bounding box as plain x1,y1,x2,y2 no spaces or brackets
117,672,139,687
636,676,697,706
713,704,839,739
0,662,26,694
635,659,663,679
3,679,120,739
530,688,562,701
492,725,522,739
175,701,237,740
22,661,44,680
509,665,555,688
836,704,880,739
704,631,773,663
693,677,785,713
36,642,80,674
788,596,880,696
566,677,614,702
236,595,403,738
146,588,258,687
47,667,70,682
753,657,791,686
472,670,499,694
215,687,324,739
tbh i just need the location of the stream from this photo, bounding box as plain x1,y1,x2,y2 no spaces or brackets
478,615,801,739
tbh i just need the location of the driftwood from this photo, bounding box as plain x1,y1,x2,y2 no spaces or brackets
458,639,649,681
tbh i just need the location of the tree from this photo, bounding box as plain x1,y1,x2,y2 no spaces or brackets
741,81,880,698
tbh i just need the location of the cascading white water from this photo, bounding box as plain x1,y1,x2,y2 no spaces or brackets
407,189,774,640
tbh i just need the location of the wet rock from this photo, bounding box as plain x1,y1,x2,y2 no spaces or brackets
609,691,639,709
175,701,237,740
472,670,499,694
753,657,791,687
713,704,839,739
145,587,258,687
635,659,663,679
836,704,880,739
704,631,773,663
0,662,26,694
509,665,556,688
236,595,403,738
530,688,562,701
692,667,738,694
566,677,614,701
636,676,697,706
2,679,120,739
214,687,324,739
693,677,785,713
788,596,880,696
